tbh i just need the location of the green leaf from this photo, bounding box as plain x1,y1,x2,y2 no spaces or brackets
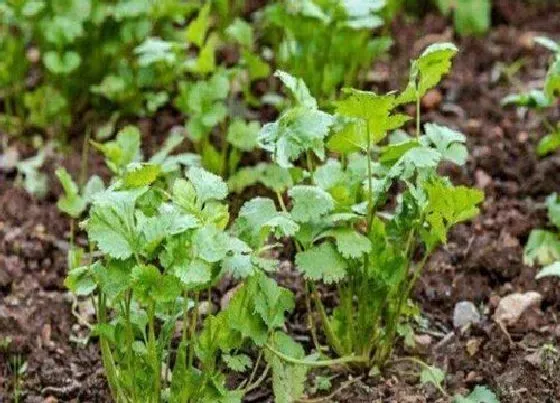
289,185,335,222
86,188,146,260
223,354,252,372
275,70,317,109
295,242,348,284
335,90,397,143
545,57,560,101
186,3,211,47
242,50,271,81
225,18,253,48
419,365,446,390
423,123,467,165
225,280,268,345
546,193,560,228
175,258,213,288
319,228,372,259
188,166,228,205
452,0,491,36
196,313,242,369
267,332,307,403
43,51,81,74
227,119,260,151
121,163,161,188
192,225,230,263
536,262,560,280
537,128,560,156
233,198,299,248
422,179,484,249
64,262,100,296
91,125,140,173
501,90,551,109
254,274,294,330
524,229,560,266
453,385,500,403
55,167,86,218
135,38,176,66
398,42,458,104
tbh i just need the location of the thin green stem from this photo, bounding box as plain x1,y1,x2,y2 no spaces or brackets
147,300,161,402
304,281,321,354
188,292,200,368
265,344,368,367
125,290,138,401
416,93,421,138
310,283,345,357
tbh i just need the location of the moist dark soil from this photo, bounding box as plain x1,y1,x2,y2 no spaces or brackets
2,2,560,402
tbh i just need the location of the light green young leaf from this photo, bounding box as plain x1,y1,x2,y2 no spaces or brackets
524,229,560,266
452,0,491,36
55,167,86,218
545,57,560,101
186,3,211,47
546,193,560,229
335,89,396,144
453,385,500,403
254,274,295,330
419,365,446,391
227,119,260,151
188,166,228,205
91,125,140,173
225,18,253,48
43,51,81,74
398,42,458,104
275,70,317,109
423,123,467,165
295,242,348,284
134,38,176,66
192,225,230,263
223,354,252,372
121,163,161,188
289,185,335,222
422,179,484,249
537,127,560,156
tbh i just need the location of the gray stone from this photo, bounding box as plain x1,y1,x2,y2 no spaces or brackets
453,301,481,328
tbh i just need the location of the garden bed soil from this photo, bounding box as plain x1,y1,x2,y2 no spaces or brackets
2,2,560,401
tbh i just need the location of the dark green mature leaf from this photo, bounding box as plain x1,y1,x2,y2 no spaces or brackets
196,313,242,369
398,42,458,104
295,242,348,283
225,280,268,346
524,229,560,266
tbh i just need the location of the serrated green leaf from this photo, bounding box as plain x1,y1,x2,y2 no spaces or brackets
423,123,467,165
91,125,140,173
192,225,230,263
398,42,458,104
121,163,161,188
175,258,213,288
254,274,294,330
223,354,252,372
188,166,228,205
186,3,211,47
319,228,371,259
275,70,317,109
289,185,335,222
295,242,348,283
225,18,253,48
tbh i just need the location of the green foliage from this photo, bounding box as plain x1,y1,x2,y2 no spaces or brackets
525,193,560,280
453,386,500,403
503,36,560,156
58,126,304,402
257,43,482,371
435,0,491,36
264,0,391,100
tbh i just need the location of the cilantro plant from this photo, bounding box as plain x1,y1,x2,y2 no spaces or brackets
503,36,560,156
256,43,483,376
435,0,491,36
57,125,306,402
264,0,391,101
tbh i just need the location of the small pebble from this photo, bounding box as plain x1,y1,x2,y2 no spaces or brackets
453,301,481,328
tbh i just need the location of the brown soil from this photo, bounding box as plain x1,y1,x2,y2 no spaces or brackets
2,1,560,402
